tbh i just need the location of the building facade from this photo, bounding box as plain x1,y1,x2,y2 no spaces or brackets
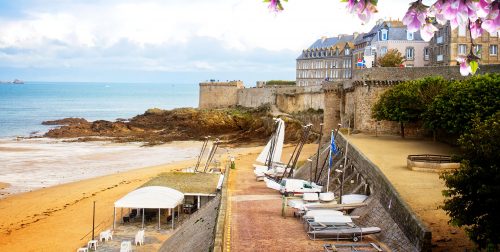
296,34,358,86
355,20,429,68
426,22,500,66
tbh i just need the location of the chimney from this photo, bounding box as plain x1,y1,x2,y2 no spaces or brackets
353,32,359,39
321,36,327,42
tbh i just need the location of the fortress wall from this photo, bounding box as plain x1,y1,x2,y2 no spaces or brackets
237,87,276,108
199,81,244,109
352,64,500,81
294,133,432,251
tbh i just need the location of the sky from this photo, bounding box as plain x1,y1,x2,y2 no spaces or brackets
0,0,417,85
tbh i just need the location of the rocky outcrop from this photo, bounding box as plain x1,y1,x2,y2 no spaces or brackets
41,118,88,125
43,107,312,145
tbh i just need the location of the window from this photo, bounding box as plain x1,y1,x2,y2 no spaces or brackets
407,31,414,40
458,44,467,55
458,25,466,37
490,45,498,55
345,48,350,55
406,47,415,60
380,46,388,56
424,48,430,60
474,45,483,58
380,29,388,41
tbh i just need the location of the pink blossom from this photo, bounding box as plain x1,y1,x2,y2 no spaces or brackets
345,0,378,24
403,7,427,32
420,23,438,41
457,56,472,76
440,0,475,29
268,0,282,12
482,3,500,34
430,1,448,25
475,0,492,18
470,20,483,39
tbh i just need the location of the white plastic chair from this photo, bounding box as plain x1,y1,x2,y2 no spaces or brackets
120,241,132,252
134,230,144,246
99,229,113,242
87,240,98,251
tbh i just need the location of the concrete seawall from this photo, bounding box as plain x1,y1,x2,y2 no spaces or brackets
159,194,221,252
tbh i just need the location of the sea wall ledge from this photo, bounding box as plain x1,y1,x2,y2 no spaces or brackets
336,133,432,251
352,65,500,81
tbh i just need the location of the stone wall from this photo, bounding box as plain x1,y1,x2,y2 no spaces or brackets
275,86,324,113
237,87,276,108
199,81,244,109
294,133,432,251
160,194,221,252
352,65,500,81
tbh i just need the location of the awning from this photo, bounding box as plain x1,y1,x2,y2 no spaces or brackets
114,186,184,209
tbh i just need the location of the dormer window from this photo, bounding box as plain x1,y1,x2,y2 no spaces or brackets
345,48,350,55
407,31,414,40
380,29,388,41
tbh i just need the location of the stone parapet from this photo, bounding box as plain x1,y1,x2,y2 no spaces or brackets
353,65,500,81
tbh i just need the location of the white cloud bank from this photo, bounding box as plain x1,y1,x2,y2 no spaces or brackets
0,0,415,83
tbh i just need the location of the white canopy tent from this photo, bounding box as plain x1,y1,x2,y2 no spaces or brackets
113,186,184,230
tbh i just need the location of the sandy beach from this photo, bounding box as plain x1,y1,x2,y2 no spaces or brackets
0,144,257,251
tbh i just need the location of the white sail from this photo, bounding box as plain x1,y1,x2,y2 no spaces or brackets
255,119,285,164
273,119,285,163
256,137,272,164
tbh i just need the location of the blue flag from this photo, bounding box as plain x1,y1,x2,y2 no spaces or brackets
328,130,337,169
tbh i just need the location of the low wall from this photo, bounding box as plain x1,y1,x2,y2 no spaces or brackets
160,194,221,252
294,133,432,251
352,65,500,81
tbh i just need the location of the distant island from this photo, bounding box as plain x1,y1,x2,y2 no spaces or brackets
0,79,24,84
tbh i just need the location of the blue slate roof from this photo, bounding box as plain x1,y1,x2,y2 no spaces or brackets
297,34,356,60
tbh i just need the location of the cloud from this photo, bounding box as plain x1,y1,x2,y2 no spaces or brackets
0,0,417,83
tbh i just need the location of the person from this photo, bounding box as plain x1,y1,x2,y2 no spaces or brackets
230,156,235,169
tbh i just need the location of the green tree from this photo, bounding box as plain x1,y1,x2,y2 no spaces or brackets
377,49,405,67
424,74,500,137
372,81,423,138
441,112,500,249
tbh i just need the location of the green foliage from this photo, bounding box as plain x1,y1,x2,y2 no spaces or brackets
265,80,296,86
372,81,423,123
377,49,404,67
441,112,500,249
424,74,500,136
372,76,451,137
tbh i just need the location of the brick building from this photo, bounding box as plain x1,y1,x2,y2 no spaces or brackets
426,21,500,66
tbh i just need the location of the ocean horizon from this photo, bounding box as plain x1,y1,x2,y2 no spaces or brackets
0,82,199,137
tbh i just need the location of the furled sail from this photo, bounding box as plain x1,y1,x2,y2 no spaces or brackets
255,119,285,164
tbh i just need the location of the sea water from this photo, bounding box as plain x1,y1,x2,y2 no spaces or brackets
0,82,198,137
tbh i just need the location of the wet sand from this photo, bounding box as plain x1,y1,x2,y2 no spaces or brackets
0,138,202,197
0,182,9,189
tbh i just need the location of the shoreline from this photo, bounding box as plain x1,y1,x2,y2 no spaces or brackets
0,138,204,198
0,144,261,251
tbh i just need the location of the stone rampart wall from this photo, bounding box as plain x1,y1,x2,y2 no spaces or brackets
294,132,432,251
237,87,276,108
352,65,500,81
160,194,221,252
199,81,244,109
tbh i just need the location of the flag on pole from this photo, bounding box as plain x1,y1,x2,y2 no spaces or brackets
328,130,337,169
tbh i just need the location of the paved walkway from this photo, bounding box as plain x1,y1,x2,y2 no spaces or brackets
228,144,380,252
346,134,473,251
